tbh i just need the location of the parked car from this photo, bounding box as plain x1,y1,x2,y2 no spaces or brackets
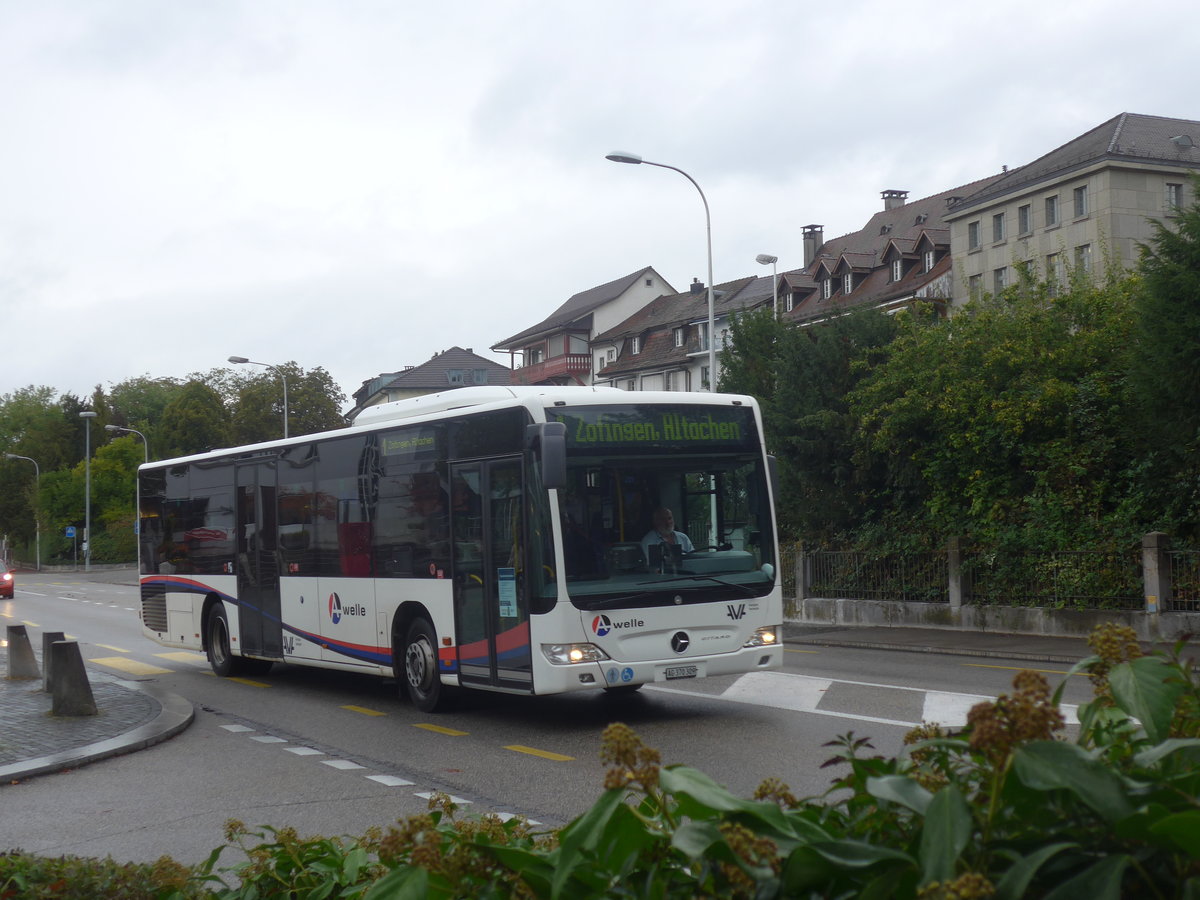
1,560,13,599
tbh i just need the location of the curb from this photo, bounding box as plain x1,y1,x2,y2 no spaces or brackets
784,635,1084,667
0,680,194,782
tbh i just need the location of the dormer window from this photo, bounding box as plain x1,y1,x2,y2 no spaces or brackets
842,273,853,294
923,249,936,272
821,278,832,300
447,369,464,386
672,326,685,348
785,293,795,312
630,336,641,355
891,259,903,282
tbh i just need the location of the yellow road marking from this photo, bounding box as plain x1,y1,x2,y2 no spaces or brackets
227,677,271,687
505,744,574,762
414,723,468,736
155,651,207,664
785,648,819,654
89,656,172,676
963,663,1079,676
96,644,129,653
342,705,387,717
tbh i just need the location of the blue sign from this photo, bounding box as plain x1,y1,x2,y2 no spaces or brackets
65,526,77,538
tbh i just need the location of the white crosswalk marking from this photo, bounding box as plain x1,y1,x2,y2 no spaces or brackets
649,671,1082,728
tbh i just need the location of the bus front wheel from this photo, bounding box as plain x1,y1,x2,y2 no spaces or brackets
403,617,444,712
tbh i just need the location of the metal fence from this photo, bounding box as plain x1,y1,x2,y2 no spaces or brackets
804,549,949,604
962,550,1143,610
1168,550,1200,613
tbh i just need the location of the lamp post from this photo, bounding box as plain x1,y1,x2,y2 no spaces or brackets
105,424,150,464
5,453,40,571
79,410,97,571
756,254,779,319
606,152,717,391
229,356,290,438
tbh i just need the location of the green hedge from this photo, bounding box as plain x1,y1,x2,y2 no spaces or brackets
4,625,1198,898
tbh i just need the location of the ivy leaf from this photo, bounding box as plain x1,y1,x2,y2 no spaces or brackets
919,785,972,885
1109,656,1184,744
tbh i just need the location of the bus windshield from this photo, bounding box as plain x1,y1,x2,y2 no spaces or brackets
549,404,776,610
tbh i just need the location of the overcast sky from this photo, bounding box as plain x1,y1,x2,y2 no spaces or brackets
3,0,1196,412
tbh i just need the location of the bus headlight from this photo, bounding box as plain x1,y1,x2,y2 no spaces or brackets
541,643,610,665
742,626,779,649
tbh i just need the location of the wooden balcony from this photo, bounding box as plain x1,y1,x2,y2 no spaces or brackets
510,353,593,385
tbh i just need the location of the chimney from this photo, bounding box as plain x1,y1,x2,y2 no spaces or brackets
690,277,705,294
802,224,824,267
881,189,908,211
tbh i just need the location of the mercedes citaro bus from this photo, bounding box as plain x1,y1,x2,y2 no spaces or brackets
138,386,782,710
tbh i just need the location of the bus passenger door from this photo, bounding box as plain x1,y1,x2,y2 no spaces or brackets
451,458,532,691
235,461,283,659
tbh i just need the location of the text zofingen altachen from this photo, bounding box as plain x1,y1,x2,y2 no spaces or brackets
566,412,743,446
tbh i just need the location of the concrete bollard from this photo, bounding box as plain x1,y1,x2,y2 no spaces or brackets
6,624,40,680
41,631,66,692
50,641,98,717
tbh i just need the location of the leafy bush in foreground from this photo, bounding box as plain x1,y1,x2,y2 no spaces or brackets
3,624,1198,898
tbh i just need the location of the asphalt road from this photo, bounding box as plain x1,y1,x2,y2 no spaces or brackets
1,572,1096,866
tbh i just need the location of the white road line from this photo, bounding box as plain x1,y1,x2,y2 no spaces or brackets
322,759,366,770
366,775,414,786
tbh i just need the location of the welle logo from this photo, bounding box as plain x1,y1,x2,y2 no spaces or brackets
328,592,366,625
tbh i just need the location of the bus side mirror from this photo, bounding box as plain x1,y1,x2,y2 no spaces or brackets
526,423,567,490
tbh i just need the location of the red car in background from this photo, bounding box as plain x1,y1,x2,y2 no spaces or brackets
1,560,13,599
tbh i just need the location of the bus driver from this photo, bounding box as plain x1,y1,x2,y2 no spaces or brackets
641,507,694,566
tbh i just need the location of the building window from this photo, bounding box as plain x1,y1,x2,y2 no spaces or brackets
596,355,605,372
923,249,936,272
625,379,635,391
447,369,464,386
891,259,903,282
1018,204,1032,235
665,371,675,391
821,278,832,300
993,267,1007,293
472,369,489,385
1045,195,1059,227
1046,253,1063,296
968,273,982,299
1073,184,1088,218
992,212,1006,242
673,326,685,348
968,221,981,250
607,348,615,363
1075,243,1092,275
843,273,853,294
630,336,641,355
527,347,543,365
785,293,795,312
1167,182,1183,211
700,366,710,390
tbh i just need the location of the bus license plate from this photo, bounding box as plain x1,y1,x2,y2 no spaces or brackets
664,665,698,680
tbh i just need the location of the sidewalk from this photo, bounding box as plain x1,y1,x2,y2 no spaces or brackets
783,623,1098,665
0,646,193,782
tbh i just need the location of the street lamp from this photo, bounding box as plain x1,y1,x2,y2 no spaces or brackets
229,356,290,438
756,254,779,319
606,151,717,391
79,411,97,571
5,453,40,571
105,424,150,464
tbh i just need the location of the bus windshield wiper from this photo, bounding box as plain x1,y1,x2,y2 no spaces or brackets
637,574,757,596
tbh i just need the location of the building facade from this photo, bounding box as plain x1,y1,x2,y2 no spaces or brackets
946,113,1200,301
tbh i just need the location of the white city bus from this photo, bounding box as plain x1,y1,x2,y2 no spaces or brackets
138,386,782,710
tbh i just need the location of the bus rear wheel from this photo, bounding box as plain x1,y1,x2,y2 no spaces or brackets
403,617,444,712
207,607,237,677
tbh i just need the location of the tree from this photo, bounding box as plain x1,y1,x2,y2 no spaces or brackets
1130,174,1200,541
850,275,1140,551
158,381,230,458
228,362,347,446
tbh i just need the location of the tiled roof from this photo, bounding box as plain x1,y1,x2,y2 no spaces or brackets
492,266,661,349
950,112,1200,212
353,347,511,401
